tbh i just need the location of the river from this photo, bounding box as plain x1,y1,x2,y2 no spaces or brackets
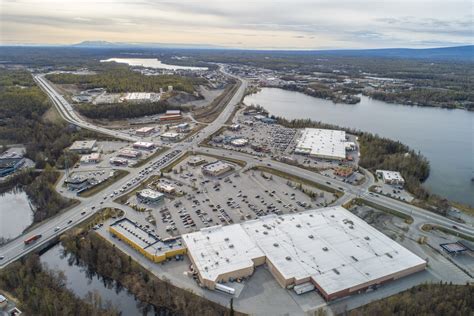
41,243,159,315
0,189,34,240
244,88,474,206
100,58,208,71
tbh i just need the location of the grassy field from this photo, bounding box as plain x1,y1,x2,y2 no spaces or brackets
250,165,343,198
78,169,129,197
353,198,414,224
421,224,474,242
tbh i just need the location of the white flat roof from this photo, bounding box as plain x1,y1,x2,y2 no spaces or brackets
161,132,179,138
136,126,154,132
185,206,426,296
70,140,97,151
133,141,154,147
138,189,163,199
295,128,346,159
376,170,405,182
125,92,151,100
242,207,425,295
182,225,264,283
202,160,233,173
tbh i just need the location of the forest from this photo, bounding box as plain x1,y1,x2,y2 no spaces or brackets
46,65,204,94
348,282,473,316
76,100,182,120
0,254,118,315
61,231,240,316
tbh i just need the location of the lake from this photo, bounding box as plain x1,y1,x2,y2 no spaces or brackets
101,58,208,71
244,88,474,206
0,189,34,240
41,243,159,315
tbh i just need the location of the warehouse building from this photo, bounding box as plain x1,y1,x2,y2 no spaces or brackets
109,218,186,263
294,129,346,160
136,126,155,137
182,225,266,289
69,140,97,154
201,160,234,177
184,206,426,300
376,170,405,185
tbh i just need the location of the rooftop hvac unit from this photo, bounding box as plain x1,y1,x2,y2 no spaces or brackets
285,256,292,261
229,244,234,248
224,237,229,241
365,236,370,240
308,235,314,239
323,247,329,251
296,224,301,228
273,243,279,247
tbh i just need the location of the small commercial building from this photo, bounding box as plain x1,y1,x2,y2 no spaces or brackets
109,218,186,263
136,189,164,203
230,138,248,147
294,128,346,160
118,149,142,159
202,161,234,177
80,153,101,164
188,156,207,166
160,110,182,122
161,132,180,142
65,175,90,191
69,140,97,154
0,155,25,177
376,170,405,185
230,138,249,147
133,142,155,150
110,157,128,166
176,123,190,133
157,182,176,194
136,126,155,137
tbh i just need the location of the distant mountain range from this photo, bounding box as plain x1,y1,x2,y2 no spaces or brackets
70,41,473,61
71,40,222,49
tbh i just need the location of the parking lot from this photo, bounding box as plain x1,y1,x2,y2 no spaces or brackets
209,110,360,171
119,154,335,239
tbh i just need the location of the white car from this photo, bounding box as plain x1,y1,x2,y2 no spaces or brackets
54,226,60,232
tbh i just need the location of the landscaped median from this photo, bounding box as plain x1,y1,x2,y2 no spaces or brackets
249,165,344,199
421,224,474,242
78,169,129,197
350,198,414,224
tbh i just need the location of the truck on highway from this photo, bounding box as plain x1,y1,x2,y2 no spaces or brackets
24,234,42,245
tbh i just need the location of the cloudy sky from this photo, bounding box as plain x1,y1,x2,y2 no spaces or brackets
1,0,472,49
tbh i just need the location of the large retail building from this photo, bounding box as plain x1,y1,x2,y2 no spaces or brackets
183,206,426,300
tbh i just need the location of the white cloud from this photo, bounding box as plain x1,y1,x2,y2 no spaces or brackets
0,0,472,48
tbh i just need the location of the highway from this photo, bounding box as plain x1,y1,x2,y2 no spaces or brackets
1,66,472,269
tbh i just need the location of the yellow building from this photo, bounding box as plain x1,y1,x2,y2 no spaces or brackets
109,218,186,263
